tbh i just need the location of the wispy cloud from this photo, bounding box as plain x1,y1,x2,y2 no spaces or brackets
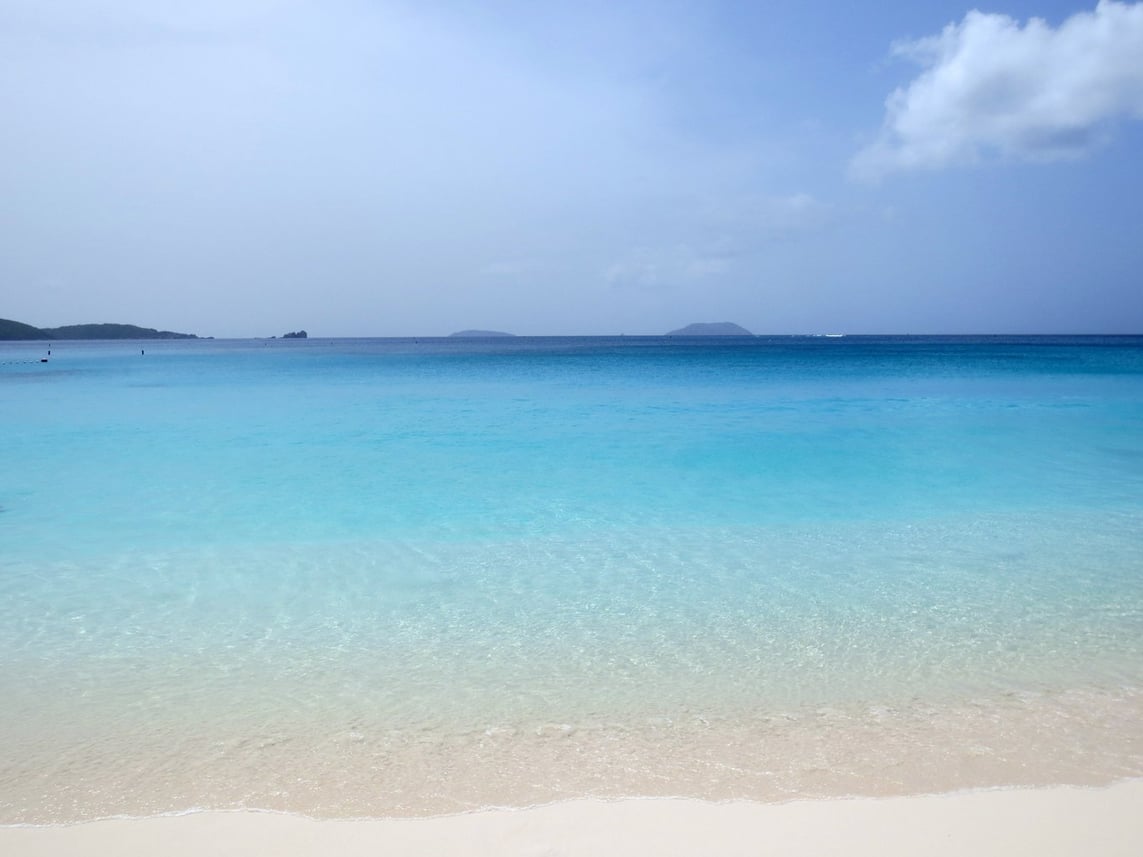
604,244,730,289
852,1,1143,180
603,191,836,292
603,192,833,289
700,192,835,235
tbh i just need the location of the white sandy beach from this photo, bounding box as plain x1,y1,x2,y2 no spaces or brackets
4,780,1141,857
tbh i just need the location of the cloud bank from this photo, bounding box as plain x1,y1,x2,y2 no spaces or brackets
853,1,1143,179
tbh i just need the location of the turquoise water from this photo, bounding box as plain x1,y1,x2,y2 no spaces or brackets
2,336,1143,820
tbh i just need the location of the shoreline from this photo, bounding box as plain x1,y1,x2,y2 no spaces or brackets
5,780,1142,856
6,682,1142,825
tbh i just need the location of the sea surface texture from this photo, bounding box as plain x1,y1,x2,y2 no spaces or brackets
2,336,1142,822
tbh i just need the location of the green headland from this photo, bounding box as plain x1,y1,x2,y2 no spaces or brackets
0,319,200,341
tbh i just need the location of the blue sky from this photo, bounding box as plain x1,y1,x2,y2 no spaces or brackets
2,1,1141,336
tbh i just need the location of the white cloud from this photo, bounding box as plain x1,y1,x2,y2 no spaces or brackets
852,1,1143,179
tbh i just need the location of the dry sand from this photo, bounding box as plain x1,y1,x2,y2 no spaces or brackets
4,779,1141,856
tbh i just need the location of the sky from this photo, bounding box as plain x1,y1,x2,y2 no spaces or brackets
2,0,1142,337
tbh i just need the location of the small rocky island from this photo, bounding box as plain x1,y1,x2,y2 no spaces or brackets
665,322,754,336
449,330,514,338
281,330,308,339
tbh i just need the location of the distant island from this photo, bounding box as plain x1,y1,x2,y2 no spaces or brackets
449,329,514,338
665,322,754,336
281,330,307,339
0,318,200,341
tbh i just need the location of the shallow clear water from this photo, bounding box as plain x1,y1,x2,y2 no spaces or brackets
2,336,1143,821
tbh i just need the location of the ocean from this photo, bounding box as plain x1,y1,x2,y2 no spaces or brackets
2,335,1142,821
